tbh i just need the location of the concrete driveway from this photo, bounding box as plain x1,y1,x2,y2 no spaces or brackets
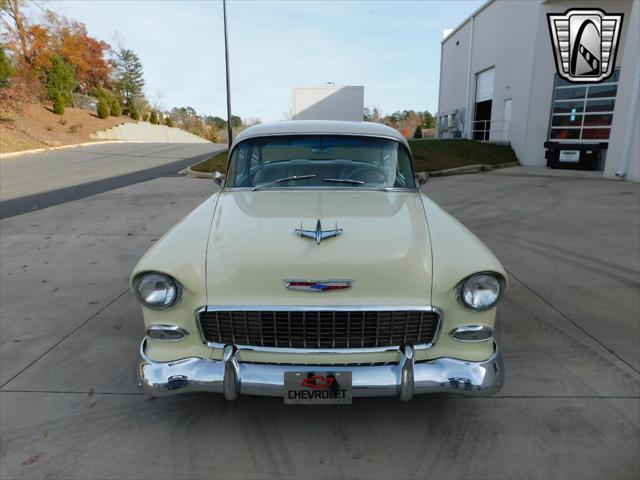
0,167,638,479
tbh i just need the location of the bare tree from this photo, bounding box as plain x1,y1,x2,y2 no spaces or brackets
1,0,32,66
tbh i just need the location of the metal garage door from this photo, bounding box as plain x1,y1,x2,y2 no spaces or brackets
474,68,495,140
476,68,495,102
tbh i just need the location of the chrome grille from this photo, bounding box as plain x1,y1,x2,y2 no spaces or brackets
198,309,440,348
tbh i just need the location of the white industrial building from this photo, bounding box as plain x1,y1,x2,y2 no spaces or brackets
437,0,639,181
291,85,364,122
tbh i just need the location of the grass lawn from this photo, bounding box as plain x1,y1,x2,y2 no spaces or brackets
190,150,229,173
409,139,518,172
189,139,518,175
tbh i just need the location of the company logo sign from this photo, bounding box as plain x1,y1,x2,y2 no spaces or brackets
547,9,623,83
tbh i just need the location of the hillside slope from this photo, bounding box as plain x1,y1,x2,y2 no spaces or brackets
0,104,134,154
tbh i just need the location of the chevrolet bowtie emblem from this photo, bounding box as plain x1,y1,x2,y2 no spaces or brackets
295,220,343,245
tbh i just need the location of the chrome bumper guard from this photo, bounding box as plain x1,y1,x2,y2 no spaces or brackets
137,338,504,400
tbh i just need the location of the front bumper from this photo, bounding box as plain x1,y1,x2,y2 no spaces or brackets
137,338,504,400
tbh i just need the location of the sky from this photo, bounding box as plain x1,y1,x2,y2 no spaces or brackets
49,0,483,122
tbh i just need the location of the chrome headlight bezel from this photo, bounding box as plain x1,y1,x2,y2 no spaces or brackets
455,272,505,312
132,271,182,310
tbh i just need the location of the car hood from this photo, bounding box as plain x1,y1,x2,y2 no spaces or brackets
205,190,432,306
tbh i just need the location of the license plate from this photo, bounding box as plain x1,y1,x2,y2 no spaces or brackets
559,150,580,162
284,371,352,405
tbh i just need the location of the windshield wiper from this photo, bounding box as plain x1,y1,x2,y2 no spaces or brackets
321,178,389,191
253,174,317,191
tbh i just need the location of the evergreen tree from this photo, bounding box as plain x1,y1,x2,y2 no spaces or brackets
52,92,65,115
114,48,145,112
0,46,15,88
110,97,122,116
97,98,110,119
45,55,76,107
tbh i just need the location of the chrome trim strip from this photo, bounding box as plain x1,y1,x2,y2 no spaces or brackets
195,305,443,352
450,325,494,342
208,342,407,355
200,305,440,312
223,186,417,193
137,338,504,398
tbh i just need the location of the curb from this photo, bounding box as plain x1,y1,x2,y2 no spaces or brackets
427,162,520,177
0,140,142,159
179,165,216,179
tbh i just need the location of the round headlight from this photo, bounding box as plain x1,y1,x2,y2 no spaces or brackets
458,273,504,311
133,272,180,310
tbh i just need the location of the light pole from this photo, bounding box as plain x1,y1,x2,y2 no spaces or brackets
223,0,233,149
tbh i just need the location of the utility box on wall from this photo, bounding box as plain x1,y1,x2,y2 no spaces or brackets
292,86,364,122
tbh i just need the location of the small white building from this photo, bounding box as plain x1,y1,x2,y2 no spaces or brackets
437,0,639,181
291,85,364,122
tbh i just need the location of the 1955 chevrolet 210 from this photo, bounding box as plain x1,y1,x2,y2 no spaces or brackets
132,120,506,404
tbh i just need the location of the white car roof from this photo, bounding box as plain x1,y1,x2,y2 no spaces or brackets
233,120,409,148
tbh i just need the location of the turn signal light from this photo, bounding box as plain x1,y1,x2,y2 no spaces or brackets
450,325,493,342
146,325,188,341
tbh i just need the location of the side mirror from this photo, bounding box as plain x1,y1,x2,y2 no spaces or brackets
213,171,226,187
415,172,429,187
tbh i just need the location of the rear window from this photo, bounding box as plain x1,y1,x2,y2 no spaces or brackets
226,135,414,190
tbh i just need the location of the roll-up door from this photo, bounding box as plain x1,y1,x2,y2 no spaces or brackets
476,68,495,102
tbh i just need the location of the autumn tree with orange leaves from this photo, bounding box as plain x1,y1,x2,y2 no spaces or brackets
1,0,114,108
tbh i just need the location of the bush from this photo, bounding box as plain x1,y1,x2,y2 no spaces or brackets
110,98,122,117
142,112,149,122
53,93,65,115
97,98,110,119
413,126,423,139
165,117,174,127
130,106,140,120
149,111,158,124
90,86,109,101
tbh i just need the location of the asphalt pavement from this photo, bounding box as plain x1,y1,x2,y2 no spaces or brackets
0,153,638,479
0,142,224,218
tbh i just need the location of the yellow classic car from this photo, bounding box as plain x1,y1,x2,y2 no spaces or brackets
132,120,505,403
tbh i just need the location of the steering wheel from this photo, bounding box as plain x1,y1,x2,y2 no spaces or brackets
344,165,390,185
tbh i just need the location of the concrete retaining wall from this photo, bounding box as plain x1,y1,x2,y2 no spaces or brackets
91,122,209,143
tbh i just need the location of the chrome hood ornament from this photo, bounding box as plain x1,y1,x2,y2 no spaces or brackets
295,220,343,245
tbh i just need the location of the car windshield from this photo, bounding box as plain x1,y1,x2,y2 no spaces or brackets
225,135,414,189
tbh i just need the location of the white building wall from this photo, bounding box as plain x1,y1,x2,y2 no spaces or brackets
438,23,472,116
292,86,364,122
603,0,640,182
464,0,540,161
